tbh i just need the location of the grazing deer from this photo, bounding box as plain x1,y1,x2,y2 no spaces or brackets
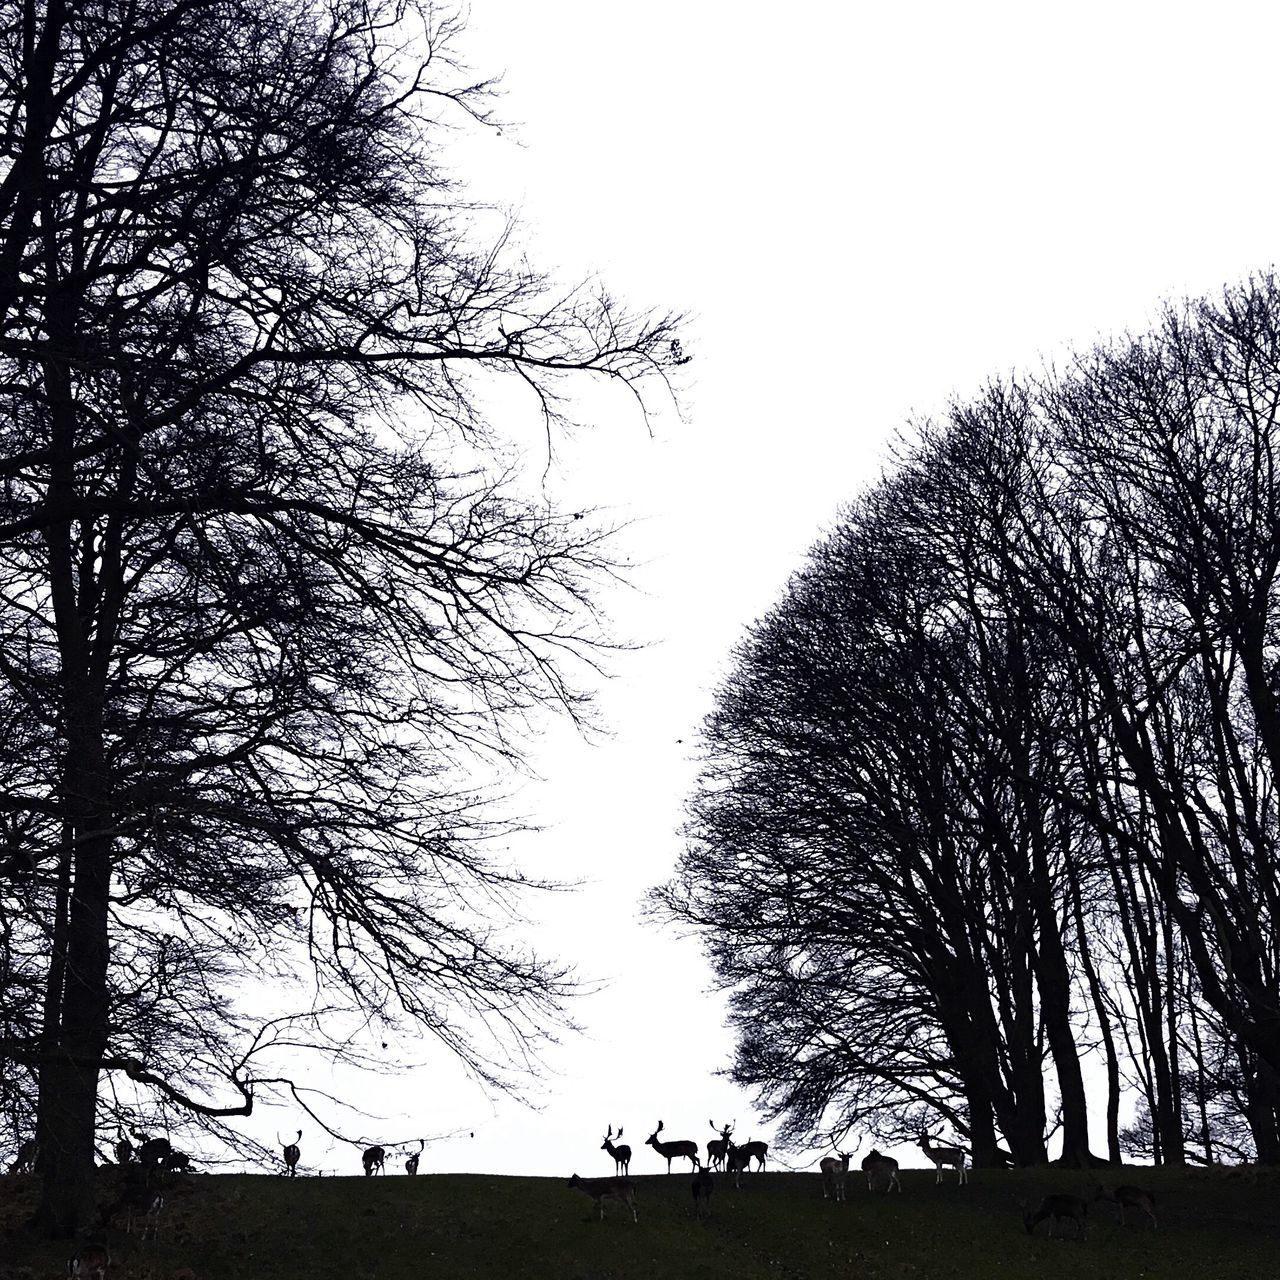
917,1133,967,1184
405,1139,423,1176
601,1125,631,1176
645,1122,699,1173
738,1137,768,1171
707,1120,734,1172
1094,1183,1157,1229
10,1137,37,1174
726,1142,752,1188
1021,1193,1087,1239
568,1173,638,1222
67,1243,110,1279
692,1162,714,1217
115,1127,134,1165
280,1129,301,1177
820,1151,852,1201
132,1132,171,1169
861,1149,902,1193
362,1144,386,1176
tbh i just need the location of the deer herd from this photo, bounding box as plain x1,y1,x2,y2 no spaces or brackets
569,1124,1158,1238
8,1118,1159,1257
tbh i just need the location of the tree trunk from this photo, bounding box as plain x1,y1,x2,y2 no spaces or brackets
31,798,112,1237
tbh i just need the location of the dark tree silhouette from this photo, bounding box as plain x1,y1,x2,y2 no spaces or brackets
655,275,1280,1172
0,0,681,1237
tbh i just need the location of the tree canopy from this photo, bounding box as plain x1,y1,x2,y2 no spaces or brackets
653,275,1280,1171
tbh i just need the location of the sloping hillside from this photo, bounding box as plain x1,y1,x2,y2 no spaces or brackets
3,1163,1279,1279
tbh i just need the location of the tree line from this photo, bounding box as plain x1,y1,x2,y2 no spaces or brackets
0,0,679,1239
653,276,1280,1169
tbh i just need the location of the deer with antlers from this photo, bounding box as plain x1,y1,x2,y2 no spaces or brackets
645,1121,700,1173
601,1125,631,1175
737,1137,768,1171
279,1130,301,1177
706,1121,734,1172
405,1140,424,1175
917,1133,968,1184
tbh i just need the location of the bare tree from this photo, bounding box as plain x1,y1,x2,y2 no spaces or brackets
0,0,681,1238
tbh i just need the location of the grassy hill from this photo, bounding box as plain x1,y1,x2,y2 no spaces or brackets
3,1162,1280,1280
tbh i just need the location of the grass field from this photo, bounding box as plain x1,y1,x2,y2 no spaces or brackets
3,1162,1279,1279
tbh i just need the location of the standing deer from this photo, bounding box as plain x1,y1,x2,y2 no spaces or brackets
1094,1183,1157,1229
114,1127,133,1165
861,1149,902,1192
917,1133,968,1184
737,1137,768,1171
820,1151,852,1201
1020,1193,1087,1239
405,1139,423,1175
692,1162,714,1217
362,1144,386,1176
707,1120,734,1171
280,1130,301,1177
102,1181,165,1238
645,1122,699,1173
725,1142,752,1188
568,1173,638,1222
601,1125,631,1175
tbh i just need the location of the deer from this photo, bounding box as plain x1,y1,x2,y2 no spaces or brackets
67,1243,110,1279
725,1142,752,1188
361,1144,386,1176
162,1149,192,1173
405,1139,423,1175
692,1162,714,1217
737,1137,768,1171
280,1129,301,1177
1020,1193,1087,1239
102,1180,165,1238
917,1133,968,1184
601,1125,631,1176
131,1131,171,1169
1094,1183,1157,1229
861,1149,902,1193
568,1173,638,1222
114,1126,134,1165
707,1120,734,1171
820,1151,852,1201
10,1137,37,1174
645,1121,699,1173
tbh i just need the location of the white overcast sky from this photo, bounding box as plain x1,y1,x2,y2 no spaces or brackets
249,1,1280,1177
